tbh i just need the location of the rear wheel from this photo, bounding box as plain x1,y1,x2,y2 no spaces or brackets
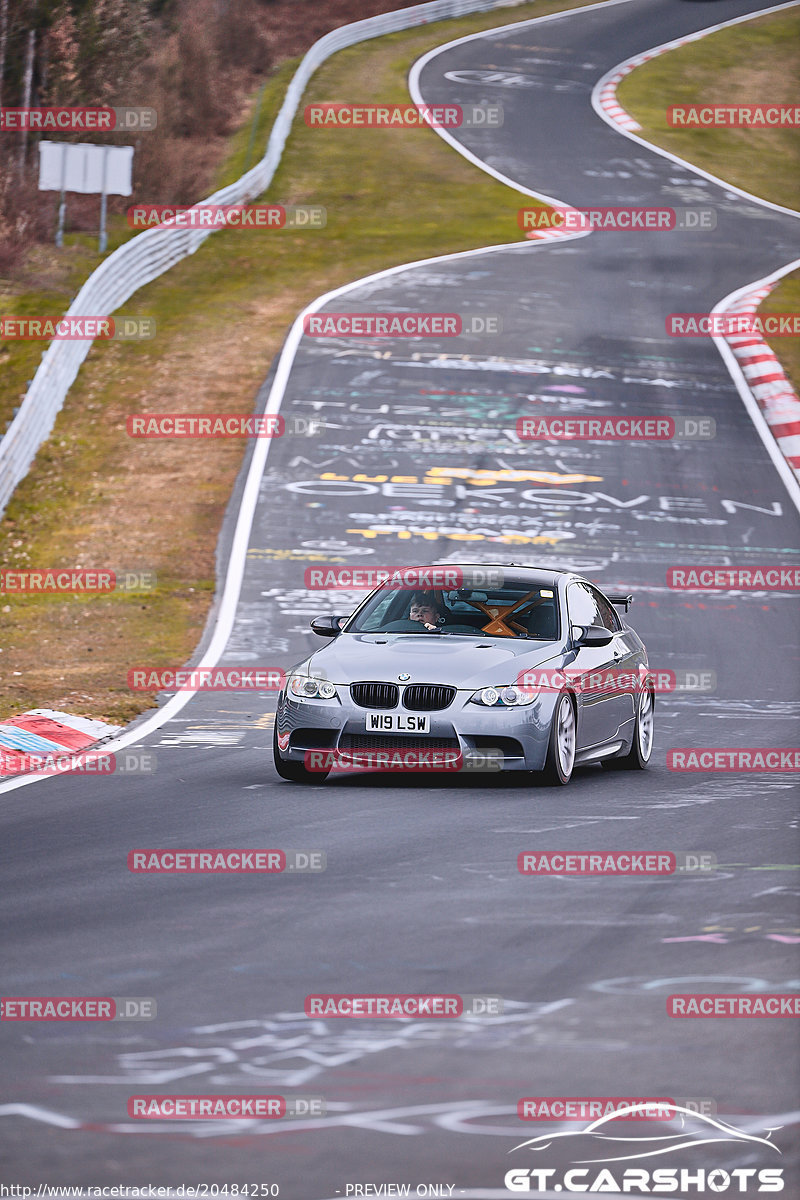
541,692,575,786
273,723,329,783
602,686,654,771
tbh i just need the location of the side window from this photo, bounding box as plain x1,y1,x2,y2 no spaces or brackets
592,587,621,632
567,582,601,629
361,591,397,630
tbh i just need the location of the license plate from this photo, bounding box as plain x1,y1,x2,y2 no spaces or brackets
366,712,430,733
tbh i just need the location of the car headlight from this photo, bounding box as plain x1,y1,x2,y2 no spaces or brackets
470,685,536,707
288,676,338,700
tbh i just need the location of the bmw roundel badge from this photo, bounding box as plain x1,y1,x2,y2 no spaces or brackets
398,672,411,681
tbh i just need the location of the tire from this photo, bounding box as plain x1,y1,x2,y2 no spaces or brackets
602,685,654,771
541,691,576,785
272,723,329,783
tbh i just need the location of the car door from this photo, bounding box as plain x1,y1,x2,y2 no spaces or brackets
566,582,632,749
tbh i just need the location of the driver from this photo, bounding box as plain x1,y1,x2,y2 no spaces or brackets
408,593,445,631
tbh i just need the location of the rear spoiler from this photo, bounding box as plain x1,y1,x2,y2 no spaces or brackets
609,593,633,612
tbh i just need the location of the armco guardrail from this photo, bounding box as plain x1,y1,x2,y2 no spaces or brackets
0,0,525,515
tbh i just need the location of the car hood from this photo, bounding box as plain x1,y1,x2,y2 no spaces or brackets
303,633,564,690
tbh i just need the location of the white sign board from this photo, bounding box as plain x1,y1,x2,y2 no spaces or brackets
38,141,133,196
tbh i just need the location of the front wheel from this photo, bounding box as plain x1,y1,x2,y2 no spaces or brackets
603,686,654,771
273,724,328,783
541,692,576,785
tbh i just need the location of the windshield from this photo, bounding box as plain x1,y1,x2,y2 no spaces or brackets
346,582,560,640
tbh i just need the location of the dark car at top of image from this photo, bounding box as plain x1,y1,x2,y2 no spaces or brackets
273,564,654,786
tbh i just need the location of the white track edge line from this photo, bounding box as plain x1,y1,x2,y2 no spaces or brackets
590,0,800,219
0,234,582,796
587,2,800,513
2,0,626,796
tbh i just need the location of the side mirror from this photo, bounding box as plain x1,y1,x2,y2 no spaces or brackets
310,614,348,637
571,623,614,648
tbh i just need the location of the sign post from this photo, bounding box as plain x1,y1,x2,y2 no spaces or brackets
38,141,134,252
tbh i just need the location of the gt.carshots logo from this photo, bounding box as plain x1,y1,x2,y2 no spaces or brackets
504,1104,785,1192
504,1168,785,1192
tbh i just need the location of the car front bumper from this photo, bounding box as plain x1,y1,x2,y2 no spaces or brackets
275,688,561,773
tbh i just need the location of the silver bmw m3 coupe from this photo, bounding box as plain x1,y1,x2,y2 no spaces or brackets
273,564,654,785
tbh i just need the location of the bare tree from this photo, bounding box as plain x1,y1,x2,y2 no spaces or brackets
18,22,35,172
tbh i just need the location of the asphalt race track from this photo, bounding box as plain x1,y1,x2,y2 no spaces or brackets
2,0,799,1193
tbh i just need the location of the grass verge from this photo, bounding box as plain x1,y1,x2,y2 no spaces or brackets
618,8,800,396
0,0,591,723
